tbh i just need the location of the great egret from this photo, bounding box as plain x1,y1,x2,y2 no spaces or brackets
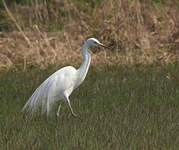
22,38,108,118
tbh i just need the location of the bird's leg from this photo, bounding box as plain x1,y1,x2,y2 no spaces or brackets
56,104,61,118
66,97,80,119
67,100,78,117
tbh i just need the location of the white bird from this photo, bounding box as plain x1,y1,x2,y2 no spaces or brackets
22,38,108,118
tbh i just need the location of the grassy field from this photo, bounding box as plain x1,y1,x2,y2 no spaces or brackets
0,63,178,149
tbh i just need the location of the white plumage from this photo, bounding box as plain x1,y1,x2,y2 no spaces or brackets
22,38,108,118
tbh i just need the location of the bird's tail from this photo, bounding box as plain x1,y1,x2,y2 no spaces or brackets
21,88,42,115
21,98,32,112
22,80,55,116
22,97,37,115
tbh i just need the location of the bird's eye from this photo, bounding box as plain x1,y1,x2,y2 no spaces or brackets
94,41,97,44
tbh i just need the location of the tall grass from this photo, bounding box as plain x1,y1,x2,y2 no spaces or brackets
0,0,178,70
0,63,178,149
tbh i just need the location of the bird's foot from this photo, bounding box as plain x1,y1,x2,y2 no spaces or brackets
72,112,82,120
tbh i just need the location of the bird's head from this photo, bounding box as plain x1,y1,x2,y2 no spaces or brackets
86,38,109,48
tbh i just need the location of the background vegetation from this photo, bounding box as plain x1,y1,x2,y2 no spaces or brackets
0,0,178,70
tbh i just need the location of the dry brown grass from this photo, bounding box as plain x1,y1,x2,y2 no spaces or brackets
0,0,178,70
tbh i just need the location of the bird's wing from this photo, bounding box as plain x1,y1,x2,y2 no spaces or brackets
22,66,78,116
22,75,57,115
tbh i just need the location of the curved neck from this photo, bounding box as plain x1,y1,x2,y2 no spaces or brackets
77,43,91,87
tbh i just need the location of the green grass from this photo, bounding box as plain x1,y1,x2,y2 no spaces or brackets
0,63,179,150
